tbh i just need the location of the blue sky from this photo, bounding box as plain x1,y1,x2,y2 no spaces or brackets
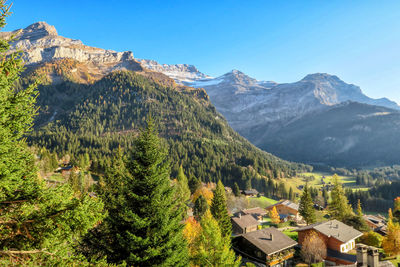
5,0,400,103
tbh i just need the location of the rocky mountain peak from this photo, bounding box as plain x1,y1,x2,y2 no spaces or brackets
301,73,341,82
20,21,58,40
221,69,257,85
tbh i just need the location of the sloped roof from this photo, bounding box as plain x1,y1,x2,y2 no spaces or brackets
243,189,259,195
267,200,299,211
363,214,386,226
242,228,297,256
242,207,267,216
296,219,363,243
231,214,259,229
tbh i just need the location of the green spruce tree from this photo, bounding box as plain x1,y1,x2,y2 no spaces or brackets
233,182,241,197
194,194,209,220
87,120,189,266
0,2,104,264
299,183,316,225
176,165,191,205
210,180,232,238
329,174,353,221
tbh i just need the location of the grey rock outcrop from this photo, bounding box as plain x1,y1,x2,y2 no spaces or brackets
2,22,136,68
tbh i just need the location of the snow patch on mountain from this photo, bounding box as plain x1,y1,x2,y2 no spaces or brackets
138,59,211,84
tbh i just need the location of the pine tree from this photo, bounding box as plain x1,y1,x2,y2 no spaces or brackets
194,194,209,220
329,174,353,220
0,3,104,264
210,180,232,238
176,165,191,205
356,199,363,217
87,120,189,266
192,210,240,266
289,186,294,201
299,183,316,225
233,182,241,197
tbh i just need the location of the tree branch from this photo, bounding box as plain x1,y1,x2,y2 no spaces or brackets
0,249,54,256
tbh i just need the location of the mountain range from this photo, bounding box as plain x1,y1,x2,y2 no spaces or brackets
9,21,400,168
9,22,307,190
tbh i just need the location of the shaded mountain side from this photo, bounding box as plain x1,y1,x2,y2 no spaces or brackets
258,102,400,167
24,68,309,189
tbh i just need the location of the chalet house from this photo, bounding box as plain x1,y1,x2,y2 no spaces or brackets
240,207,268,221
242,189,259,197
231,213,259,235
296,219,363,265
233,227,297,266
363,214,387,236
266,200,302,222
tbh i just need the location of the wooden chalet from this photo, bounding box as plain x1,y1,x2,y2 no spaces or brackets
242,189,259,197
233,228,297,266
295,219,363,265
363,214,387,236
231,213,259,235
266,200,302,222
240,207,268,221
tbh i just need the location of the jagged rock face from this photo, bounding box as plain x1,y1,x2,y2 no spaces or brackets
138,59,210,83
3,22,137,69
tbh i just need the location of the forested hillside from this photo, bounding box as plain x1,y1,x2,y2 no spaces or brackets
24,62,309,188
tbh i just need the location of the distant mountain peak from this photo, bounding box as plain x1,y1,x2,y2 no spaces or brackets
17,21,58,40
301,73,341,82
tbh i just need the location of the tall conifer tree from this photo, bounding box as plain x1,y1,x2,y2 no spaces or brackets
329,174,353,221
210,180,232,238
299,183,316,225
89,120,189,266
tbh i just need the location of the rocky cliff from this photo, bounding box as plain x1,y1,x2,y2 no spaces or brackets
3,22,142,82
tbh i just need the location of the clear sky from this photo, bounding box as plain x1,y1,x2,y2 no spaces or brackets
5,0,400,103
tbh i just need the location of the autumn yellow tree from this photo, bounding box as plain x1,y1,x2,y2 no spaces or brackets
183,217,202,256
269,206,280,225
301,230,327,264
192,186,214,205
383,216,400,256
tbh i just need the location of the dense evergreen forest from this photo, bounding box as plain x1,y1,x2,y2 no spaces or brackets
23,65,310,189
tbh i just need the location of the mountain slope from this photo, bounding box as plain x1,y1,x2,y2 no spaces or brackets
260,102,400,167
26,69,307,188
147,62,400,167
192,72,399,140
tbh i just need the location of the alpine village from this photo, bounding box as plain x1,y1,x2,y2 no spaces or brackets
2,1,400,266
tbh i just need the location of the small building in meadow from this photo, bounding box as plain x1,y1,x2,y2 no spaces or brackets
266,200,301,222
295,219,363,265
242,189,259,197
233,227,297,266
231,213,259,235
